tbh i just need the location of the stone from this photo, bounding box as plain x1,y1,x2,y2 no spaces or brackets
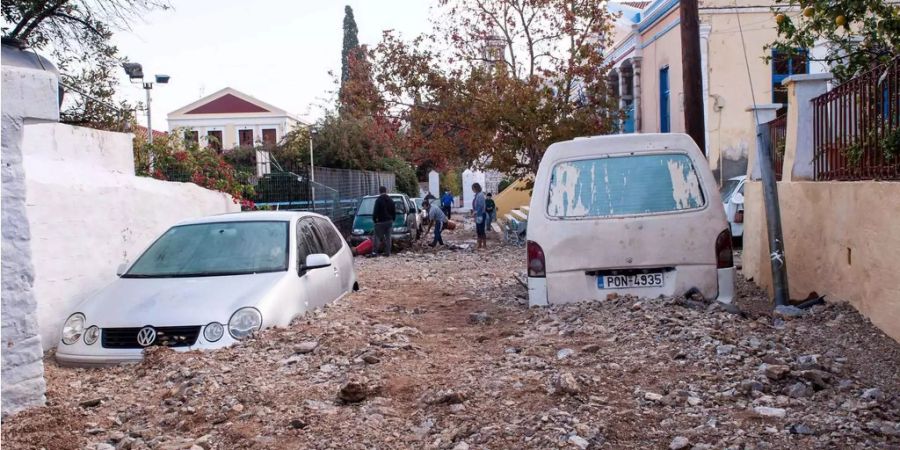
452,442,470,450
739,379,765,394
669,436,690,450
294,341,318,354
569,434,590,449
644,392,663,402
784,382,813,399
193,435,212,450
557,348,575,359
93,444,115,450
80,398,103,408
753,406,786,418
469,312,491,325
861,388,884,401
774,305,806,318
363,355,380,364
338,382,368,403
761,364,791,380
687,396,702,406
789,424,815,435
580,344,601,353
556,372,581,395
801,370,831,390
289,419,307,429
716,344,735,356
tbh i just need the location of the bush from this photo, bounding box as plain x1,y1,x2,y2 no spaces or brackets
378,157,418,197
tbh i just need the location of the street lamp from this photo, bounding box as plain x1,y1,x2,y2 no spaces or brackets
309,126,317,212
123,62,169,144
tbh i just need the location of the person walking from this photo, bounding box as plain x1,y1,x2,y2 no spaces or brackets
472,182,487,249
424,200,447,247
441,190,453,219
372,186,397,257
485,192,497,231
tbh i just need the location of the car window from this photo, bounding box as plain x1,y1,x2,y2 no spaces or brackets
125,221,289,277
356,198,376,215
547,153,706,218
312,217,343,256
719,179,742,202
297,219,324,266
392,197,408,214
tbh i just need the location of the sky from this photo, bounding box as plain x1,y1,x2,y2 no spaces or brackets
112,0,434,131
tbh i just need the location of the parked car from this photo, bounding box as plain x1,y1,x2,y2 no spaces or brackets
55,211,357,366
526,133,735,307
406,197,423,238
412,197,428,229
720,175,746,241
349,193,419,247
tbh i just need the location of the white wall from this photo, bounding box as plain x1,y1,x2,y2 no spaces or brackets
22,123,241,346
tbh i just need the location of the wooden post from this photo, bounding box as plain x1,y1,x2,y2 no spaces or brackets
680,0,706,152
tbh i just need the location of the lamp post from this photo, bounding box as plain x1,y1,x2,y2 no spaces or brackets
123,63,169,144
309,126,317,212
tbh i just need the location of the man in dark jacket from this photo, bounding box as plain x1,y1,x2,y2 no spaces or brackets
372,186,397,257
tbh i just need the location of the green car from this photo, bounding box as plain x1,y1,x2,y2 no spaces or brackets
349,194,420,247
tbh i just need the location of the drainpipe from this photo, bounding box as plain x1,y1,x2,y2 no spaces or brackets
632,56,643,132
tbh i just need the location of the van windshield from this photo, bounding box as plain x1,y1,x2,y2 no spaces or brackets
547,153,706,218
356,196,407,215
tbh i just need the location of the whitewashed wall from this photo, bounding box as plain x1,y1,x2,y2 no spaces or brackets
22,123,241,346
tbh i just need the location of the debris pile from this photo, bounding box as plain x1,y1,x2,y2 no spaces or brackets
3,240,899,449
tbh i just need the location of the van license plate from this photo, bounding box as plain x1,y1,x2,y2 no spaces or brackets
598,273,664,289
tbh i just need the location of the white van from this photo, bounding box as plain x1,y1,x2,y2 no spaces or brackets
526,133,735,306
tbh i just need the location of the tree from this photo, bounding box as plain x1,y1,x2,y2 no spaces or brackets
368,0,620,179
2,0,170,129
340,5,359,85
768,0,899,81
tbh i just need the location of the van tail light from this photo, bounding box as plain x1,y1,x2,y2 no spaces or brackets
527,240,546,277
734,210,744,224
716,229,734,268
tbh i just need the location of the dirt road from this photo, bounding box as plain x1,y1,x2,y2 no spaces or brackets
3,230,900,449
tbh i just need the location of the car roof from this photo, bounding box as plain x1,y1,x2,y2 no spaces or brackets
174,210,322,226
546,133,704,161
728,175,747,181
362,193,406,199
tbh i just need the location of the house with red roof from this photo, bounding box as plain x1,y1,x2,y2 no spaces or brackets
167,87,304,151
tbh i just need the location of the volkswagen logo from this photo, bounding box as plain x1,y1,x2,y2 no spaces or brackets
136,326,157,347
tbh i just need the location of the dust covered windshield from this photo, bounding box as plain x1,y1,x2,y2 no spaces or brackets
547,153,706,218
124,221,289,277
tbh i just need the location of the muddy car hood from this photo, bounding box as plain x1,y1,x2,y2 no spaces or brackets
74,272,287,327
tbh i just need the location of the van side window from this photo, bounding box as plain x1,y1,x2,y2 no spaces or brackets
547,153,706,218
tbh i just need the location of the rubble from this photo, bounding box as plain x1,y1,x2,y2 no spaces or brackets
2,237,900,449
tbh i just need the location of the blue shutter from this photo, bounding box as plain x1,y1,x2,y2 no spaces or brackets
660,67,670,133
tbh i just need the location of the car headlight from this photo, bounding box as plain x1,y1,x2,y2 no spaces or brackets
204,322,224,342
352,229,364,235
228,308,262,339
392,226,408,233
83,325,100,345
61,313,85,345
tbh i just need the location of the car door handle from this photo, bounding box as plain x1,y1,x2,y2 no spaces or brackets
332,266,339,277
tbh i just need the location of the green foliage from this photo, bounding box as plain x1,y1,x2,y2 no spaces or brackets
377,157,418,197
341,5,359,85
442,169,462,197
767,0,899,81
497,177,514,193
134,129,255,208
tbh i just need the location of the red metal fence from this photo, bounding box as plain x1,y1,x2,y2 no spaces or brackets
767,114,787,181
812,59,900,180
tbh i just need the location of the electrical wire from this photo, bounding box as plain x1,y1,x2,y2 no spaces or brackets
734,0,760,129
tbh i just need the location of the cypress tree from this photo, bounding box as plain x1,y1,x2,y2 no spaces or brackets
341,5,359,85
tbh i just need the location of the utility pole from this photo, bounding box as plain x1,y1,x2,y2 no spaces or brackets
680,0,706,153
756,123,790,307
144,83,153,144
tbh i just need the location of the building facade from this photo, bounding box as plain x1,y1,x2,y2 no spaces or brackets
167,87,303,151
606,0,828,181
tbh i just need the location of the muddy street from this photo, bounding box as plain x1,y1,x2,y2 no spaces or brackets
3,230,900,450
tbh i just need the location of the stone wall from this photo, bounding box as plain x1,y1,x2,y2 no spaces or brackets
1,50,57,416
22,123,242,346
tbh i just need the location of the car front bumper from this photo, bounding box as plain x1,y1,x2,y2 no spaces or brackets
55,333,238,367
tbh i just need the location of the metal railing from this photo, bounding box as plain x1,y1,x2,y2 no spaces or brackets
812,59,900,180
766,114,787,181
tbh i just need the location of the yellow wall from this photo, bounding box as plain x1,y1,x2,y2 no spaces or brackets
639,11,684,134
743,181,900,342
494,178,533,218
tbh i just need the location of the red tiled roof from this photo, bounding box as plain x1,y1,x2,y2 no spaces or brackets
133,125,167,139
185,93,270,114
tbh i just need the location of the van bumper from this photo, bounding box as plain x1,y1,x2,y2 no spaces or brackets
527,277,548,307
715,266,736,304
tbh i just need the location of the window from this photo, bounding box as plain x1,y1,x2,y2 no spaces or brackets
772,49,809,105
296,219,323,267
239,129,254,147
659,67,670,133
184,130,199,146
262,128,277,147
124,221,289,278
547,153,706,218
207,130,223,151
312,217,344,256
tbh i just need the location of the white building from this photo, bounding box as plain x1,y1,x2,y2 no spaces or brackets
167,87,304,150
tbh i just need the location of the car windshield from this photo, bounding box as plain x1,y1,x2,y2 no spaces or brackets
719,179,742,203
356,196,407,215
547,153,706,218
124,221,289,278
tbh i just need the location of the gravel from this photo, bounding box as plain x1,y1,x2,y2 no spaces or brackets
3,229,899,449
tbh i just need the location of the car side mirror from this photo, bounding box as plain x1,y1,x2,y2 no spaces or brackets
304,253,332,270
116,262,128,276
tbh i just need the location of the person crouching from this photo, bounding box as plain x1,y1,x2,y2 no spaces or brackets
424,199,447,248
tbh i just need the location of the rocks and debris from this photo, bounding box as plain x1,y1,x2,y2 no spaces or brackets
3,239,900,449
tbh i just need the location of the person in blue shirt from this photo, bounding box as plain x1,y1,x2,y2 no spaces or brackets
440,191,453,219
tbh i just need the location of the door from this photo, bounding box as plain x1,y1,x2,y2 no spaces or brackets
312,217,351,294
297,219,341,308
659,67,670,133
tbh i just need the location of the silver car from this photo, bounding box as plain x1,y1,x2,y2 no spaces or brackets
56,211,357,366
